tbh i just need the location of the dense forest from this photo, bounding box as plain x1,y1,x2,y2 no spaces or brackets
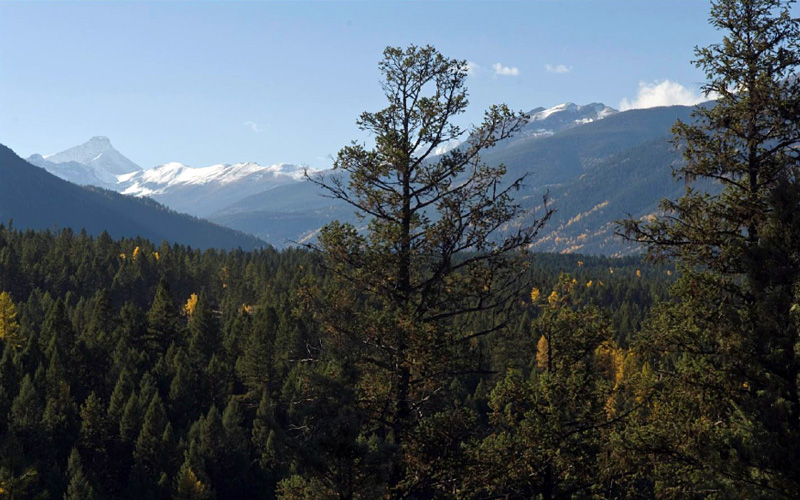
3,0,800,498
0,226,668,499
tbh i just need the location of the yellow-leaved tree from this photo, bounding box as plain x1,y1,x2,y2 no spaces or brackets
470,274,618,498
183,293,199,318
0,291,21,347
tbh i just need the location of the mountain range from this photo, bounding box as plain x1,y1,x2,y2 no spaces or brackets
209,103,706,255
15,101,711,255
0,145,265,250
28,139,313,217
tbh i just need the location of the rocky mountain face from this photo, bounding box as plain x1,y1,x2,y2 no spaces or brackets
30,135,141,183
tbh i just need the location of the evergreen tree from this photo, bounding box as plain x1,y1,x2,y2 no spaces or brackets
236,306,277,396
119,392,142,444
42,381,79,463
469,276,617,499
41,300,76,377
107,369,134,427
306,44,551,497
134,392,170,477
64,448,96,500
81,289,115,393
187,294,219,364
146,279,181,357
79,392,111,487
0,342,18,402
252,390,278,471
620,0,800,496
9,374,43,440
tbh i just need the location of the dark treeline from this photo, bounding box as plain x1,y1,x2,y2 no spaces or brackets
0,225,668,499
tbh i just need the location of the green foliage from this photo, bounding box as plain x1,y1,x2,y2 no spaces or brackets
64,448,96,500
306,43,553,498
10,34,791,498
0,192,669,498
619,0,800,497
469,275,618,499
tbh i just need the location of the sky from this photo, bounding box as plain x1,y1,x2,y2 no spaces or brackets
0,1,721,170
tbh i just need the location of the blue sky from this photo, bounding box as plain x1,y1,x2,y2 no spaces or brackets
1,1,719,169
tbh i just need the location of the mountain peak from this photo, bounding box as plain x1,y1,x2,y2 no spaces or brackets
87,136,112,146
516,102,619,139
39,136,141,175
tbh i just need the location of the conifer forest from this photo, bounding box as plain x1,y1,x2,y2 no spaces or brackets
2,1,800,498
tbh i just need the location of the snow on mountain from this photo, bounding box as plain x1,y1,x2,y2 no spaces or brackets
426,102,617,158
40,136,141,176
519,102,618,138
28,137,316,218
118,161,314,216
26,102,613,223
27,154,120,188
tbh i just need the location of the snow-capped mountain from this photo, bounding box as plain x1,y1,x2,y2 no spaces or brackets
117,161,313,216
41,136,140,174
28,136,142,187
28,137,316,218
429,102,618,156
519,102,618,139
25,102,620,245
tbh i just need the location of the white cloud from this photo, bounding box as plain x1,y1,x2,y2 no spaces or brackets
620,80,709,111
244,121,261,133
492,63,519,77
544,63,571,74
466,61,481,77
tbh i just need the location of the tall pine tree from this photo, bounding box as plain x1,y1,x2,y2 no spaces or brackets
620,0,800,496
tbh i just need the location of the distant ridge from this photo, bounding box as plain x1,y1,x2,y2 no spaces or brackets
1,144,266,250
28,138,315,218
211,104,708,255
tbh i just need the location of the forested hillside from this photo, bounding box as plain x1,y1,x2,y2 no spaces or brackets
0,225,668,498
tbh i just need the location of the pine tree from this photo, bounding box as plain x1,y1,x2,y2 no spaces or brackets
42,381,79,462
41,299,76,375
235,306,277,396
0,342,18,402
64,448,96,500
187,294,219,364
81,289,115,393
134,392,170,477
205,355,231,410
80,392,111,487
146,279,181,356
10,374,43,438
118,392,141,443
217,398,250,497
305,44,551,497
252,390,278,471
469,275,616,499
107,369,134,427
620,0,800,496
